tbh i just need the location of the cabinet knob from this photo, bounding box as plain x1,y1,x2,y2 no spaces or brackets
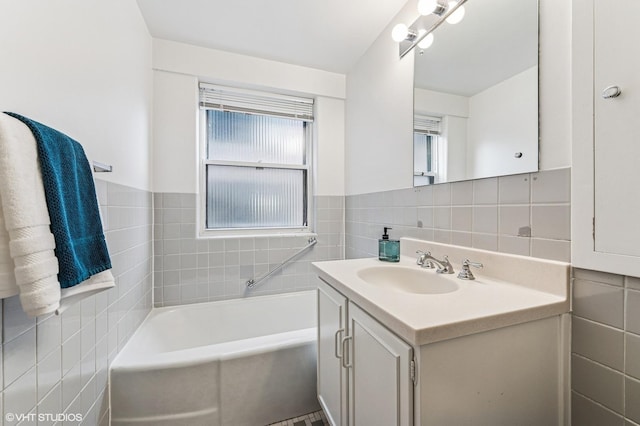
602,85,622,99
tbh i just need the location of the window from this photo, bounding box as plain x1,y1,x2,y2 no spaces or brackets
414,132,437,184
200,84,313,235
414,115,441,185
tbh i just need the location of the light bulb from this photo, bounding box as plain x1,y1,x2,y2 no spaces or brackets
418,33,434,49
418,0,438,15
392,23,410,42
446,1,465,24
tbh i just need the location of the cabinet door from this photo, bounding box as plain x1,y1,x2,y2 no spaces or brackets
594,0,640,258
317,279,348,426
572,0,640,276
347,302,413,426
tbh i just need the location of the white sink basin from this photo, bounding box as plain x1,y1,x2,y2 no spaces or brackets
356,265,459,294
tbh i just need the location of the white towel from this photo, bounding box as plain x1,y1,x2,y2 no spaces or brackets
0,113,60,315
0,113,115,316
0,198,18,298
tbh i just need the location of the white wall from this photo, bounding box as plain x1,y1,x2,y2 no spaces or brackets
0,0,153,191
414,88,469,117
345,3,416,196
539,0,572,171
467,66,539,178
444,115,469,182
152,39,346,196
152,71,199,194
346,0,572,195
315,97,346,196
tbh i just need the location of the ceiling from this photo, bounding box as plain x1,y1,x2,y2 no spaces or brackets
136,0,408,74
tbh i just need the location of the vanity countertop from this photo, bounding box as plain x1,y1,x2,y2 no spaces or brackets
312,238,570,346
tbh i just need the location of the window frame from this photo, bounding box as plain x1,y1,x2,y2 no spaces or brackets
414,131,438,178
413,114,443,186
198,100,315,239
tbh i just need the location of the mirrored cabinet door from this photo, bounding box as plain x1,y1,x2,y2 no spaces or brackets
412,0,539,186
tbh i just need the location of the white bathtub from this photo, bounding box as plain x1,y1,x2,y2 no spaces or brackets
110,290,319,426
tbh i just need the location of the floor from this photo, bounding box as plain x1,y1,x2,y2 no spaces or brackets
267,410,330,426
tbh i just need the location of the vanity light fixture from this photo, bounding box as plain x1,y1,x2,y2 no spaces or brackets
392,23,418,43
445,1,465,24
392,0,468,57
417,31,434,49
418,0,446,16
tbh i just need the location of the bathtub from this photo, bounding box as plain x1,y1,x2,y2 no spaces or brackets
110,290,320,426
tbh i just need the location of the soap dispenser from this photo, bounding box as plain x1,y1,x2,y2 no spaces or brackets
378,227,400,262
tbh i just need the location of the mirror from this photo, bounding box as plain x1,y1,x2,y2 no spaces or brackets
413,0,539,186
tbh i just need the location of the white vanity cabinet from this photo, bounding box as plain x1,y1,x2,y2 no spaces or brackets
317,279,414,426
317,276,568,426
314,239,571,426
572,0,640,276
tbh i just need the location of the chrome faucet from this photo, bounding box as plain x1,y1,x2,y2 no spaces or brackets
416,250,435,269
415,250,454,274
457,259,483,280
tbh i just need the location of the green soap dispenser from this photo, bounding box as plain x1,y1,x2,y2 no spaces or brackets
378,227,400,262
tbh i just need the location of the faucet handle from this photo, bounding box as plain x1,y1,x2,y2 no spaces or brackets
462,259,483,269
415,250,431,267
416,250,437,269
458,259,483,280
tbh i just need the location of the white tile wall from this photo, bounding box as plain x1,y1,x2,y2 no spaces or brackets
572,354,624,414
1,180,152,425
572,268,640,424
627,333,640,380
626,377,640,424
153,194,344,307
451,181,473,205
345,168,571,261
498,174,531,204
572,316,624,371
572,391,625,426
573,279,625,328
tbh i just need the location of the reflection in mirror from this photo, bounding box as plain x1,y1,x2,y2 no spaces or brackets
413,0,538,186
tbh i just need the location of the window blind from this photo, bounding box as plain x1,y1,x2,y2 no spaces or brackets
414,114,441,135
200,83,314,121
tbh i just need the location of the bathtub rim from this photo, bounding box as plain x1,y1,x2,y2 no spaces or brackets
111,289,317,371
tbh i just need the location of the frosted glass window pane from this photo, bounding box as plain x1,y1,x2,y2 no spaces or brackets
206,165,306,229
207,110,306,165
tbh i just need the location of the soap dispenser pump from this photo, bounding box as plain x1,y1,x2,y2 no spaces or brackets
378,227,400,262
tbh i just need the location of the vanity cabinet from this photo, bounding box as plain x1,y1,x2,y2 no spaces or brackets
572,0,640,276
317,279,413,426
315,249,570,426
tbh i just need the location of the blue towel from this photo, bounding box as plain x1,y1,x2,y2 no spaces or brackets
4,112,112,288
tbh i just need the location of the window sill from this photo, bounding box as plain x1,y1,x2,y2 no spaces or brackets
198,228,317,240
